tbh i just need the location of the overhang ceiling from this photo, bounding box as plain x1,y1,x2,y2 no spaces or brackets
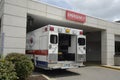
27,14,103,33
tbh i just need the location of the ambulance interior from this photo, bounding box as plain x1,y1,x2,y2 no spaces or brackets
58,33,76,61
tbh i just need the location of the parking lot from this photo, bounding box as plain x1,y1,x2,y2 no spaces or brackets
37,66,120,80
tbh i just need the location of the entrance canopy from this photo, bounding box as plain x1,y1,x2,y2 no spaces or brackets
27,14,103,33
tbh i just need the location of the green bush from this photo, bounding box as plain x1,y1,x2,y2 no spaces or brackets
0,54,2,61
5,53,34,80
0,61,18,80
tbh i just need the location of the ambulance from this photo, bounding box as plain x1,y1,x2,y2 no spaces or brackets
26,25,86,70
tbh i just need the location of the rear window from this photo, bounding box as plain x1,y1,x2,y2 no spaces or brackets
78,38,85,45
50,35,57,44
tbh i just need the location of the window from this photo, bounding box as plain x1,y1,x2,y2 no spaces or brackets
115,41,120,55
78,38,85,45
50,35,57,44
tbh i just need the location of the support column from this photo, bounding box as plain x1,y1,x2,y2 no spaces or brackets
1,0,28,56
101,30,115,65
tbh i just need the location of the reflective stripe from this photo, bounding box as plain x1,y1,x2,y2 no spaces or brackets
36,60,48,67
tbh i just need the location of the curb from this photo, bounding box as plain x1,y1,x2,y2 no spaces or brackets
101,65,120,70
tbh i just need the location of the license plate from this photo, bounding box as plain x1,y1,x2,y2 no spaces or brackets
64,64,70,67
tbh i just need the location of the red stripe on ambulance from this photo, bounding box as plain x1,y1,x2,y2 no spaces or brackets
26,50,48,55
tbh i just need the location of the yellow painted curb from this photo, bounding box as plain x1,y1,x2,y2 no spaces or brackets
101,65,120,70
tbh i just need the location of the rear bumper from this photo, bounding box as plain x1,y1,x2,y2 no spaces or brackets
48,62,84,69
35,60,85,70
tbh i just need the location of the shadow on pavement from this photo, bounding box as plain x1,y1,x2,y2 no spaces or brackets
35,69,80,78
84,61,101,66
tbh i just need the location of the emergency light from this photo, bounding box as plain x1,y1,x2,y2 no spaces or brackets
58,28,62,33
66,29,70,33
50,26,54,31
80,31,83,35
45,27,47,31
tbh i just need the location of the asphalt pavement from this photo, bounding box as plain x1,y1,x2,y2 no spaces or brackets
35,66,120,80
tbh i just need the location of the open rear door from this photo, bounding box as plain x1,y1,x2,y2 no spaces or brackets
77,35,86,63
48,33,58,63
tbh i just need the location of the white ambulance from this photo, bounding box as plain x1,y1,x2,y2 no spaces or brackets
26,25,86,70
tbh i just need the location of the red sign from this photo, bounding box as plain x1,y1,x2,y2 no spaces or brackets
66,10,86,23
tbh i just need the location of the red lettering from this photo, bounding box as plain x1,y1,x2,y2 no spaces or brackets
66,10,86,23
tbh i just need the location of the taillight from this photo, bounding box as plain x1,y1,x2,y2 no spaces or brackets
80,31,83,35
50,26,54,31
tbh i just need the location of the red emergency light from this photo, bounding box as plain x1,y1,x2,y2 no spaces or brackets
80,31,83,35
50,26,54,31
